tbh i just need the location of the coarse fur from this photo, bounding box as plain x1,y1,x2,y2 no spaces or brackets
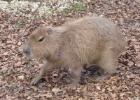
23,16,125,87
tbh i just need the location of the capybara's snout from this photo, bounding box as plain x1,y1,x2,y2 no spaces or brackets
23,44,31,57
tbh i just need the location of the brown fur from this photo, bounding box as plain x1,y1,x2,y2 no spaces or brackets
23,16,125,87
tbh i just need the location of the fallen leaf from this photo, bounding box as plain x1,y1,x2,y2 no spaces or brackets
18,75,24,80
52,88,62,94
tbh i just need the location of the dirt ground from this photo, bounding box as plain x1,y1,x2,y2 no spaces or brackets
0,0,140,100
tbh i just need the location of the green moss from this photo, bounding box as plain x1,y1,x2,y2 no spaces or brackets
72,3,87,11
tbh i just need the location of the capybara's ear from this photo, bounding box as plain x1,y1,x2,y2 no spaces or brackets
47,27,53,35
46,26,66,35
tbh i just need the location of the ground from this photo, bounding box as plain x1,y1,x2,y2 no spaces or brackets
0,0,140,100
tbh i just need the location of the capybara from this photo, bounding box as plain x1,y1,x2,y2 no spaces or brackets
23,16,125,87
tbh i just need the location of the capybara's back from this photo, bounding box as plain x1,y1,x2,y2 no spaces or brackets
60,16,125,69
23,16,125,87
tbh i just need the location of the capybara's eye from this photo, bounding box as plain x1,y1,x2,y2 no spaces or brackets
38,37,44,42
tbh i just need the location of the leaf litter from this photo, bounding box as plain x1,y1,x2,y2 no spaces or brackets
0,0,140,99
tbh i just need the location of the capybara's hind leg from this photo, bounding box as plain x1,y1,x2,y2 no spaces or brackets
96,47,118,81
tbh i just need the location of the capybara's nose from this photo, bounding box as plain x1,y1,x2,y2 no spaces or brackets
23,49,30,55
23,45,30,55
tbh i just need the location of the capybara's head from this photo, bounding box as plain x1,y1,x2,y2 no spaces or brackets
23,27,52,60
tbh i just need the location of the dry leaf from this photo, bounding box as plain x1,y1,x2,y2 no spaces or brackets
52,88,62,94
18,75,24,80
